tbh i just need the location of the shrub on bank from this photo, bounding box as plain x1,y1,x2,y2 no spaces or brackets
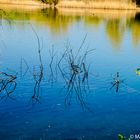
40,0,59,5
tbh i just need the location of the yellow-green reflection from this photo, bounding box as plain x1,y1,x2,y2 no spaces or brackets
106,19,124,47
130,14,140,46
0,5,140,48
84,16,101,27
40,8,81,33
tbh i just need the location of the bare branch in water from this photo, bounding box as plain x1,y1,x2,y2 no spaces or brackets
110,72,124,93
48,45,57,85
58,37,94,112
20,57,30,78
0,72,17,101
29,24,44,107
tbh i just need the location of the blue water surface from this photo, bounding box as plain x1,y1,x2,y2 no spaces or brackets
0,8,140,140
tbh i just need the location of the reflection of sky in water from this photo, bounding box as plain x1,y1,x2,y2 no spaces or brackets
0,8,140,140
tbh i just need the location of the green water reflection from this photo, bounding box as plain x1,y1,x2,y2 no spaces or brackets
0,6,140,46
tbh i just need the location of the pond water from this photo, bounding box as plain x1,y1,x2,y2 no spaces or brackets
1,6,140,140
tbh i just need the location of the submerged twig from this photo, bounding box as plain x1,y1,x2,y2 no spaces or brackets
110,72,124,93
48,45,57,85
0,72,17,101
20,57,30,78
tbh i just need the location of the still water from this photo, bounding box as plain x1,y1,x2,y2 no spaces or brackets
0,6,140,140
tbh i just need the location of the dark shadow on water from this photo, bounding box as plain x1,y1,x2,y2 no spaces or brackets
135,12,140,22
41,8,58,19
136,0,140,5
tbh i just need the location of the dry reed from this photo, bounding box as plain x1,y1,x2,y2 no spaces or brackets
58,0,136,10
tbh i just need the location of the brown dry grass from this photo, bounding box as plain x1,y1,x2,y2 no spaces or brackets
0,0,138,10
0,0,42,6
0,0,47,10
57,0,136,10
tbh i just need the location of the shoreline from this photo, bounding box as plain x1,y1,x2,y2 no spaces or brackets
57,1,137,10
0,3,139,21
0,1,140,11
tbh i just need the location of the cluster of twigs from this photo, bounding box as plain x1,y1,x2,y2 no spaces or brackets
0,72,17,100
58,37,94,111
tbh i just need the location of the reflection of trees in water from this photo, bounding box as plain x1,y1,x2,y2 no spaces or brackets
125,13,140,45
84,16,101,27
105,13,140,47
106,19,125,47
83,12,139,47
131,13,140,45
1,8,140,46
0,9,12,25
131,22,140,45
41,8,82,33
